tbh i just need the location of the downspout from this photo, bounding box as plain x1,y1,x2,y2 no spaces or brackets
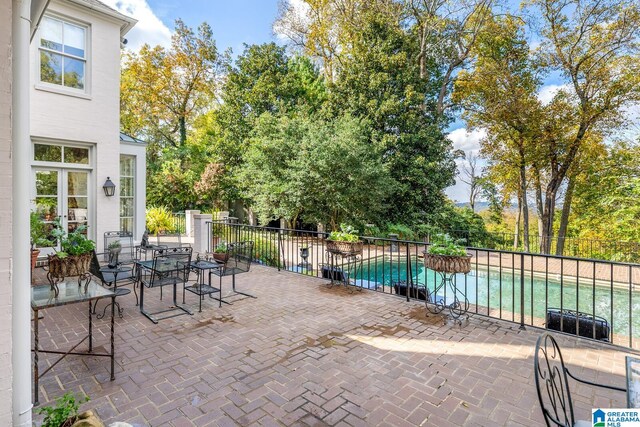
12,0,33,425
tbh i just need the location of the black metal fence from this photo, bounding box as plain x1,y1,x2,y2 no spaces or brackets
207,221,640,350
446,230,640,262
171,212,186,235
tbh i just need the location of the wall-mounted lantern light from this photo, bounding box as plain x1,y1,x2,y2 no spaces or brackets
103,177,116,197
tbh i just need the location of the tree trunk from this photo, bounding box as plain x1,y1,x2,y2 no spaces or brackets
518,149,530,252
532,168,544,251
179,116,187,147
556,175,575,256
540,190,557,254
513,191,521,250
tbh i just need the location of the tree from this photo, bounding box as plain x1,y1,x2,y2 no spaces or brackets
459,151,482,211
240,114,393,229
120,19,225,157
453,15,542,251
530,0,640,253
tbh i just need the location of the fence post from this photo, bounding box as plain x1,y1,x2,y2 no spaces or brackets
185,210,200,237
405,242,411,302
193,214,213,255
277,228,282,271
520,252,526,330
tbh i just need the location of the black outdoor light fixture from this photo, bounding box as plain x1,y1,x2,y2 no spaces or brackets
103,177,116,197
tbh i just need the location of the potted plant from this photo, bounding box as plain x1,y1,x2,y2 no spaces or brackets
36,392,94,427
47,218,96,295
423,233,471,274
30,211,53,276
326,224,363,256
211,242,229,263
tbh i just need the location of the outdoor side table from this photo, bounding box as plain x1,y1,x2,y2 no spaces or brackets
184,259,223,312
97,265,133,319
31,280,116,406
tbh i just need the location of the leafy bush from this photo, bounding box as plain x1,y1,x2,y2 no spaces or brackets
37,392,89,427
30,211,53,249
328,224,360,242
146,206,175,234
50,218,95,257
427,234,468,256
386,223,417,241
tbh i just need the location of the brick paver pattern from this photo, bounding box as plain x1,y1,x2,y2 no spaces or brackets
32,266,631,426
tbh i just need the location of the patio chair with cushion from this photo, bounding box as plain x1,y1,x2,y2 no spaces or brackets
138,246,193,323
208,241,255,307
534,332,626,426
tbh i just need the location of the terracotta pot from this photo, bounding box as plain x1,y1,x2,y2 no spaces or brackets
31,249,40,284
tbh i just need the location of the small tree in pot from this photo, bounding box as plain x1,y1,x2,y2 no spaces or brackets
423,234,471,274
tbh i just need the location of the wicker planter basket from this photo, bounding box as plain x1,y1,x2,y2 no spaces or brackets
326,240,363,256
48,253,92,279
423,252,472,274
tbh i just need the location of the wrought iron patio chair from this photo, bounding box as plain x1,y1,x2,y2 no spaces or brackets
103,231,138,265
138,246,193,323
208,241,255,307
534,332,626,426
89,250,137,317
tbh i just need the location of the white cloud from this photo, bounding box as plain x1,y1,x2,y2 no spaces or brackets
447,127,486,154
102,0,172,50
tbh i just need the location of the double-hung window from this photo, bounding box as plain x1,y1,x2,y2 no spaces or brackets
39,15,87,90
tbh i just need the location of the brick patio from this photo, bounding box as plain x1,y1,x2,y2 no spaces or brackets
33,266,633,426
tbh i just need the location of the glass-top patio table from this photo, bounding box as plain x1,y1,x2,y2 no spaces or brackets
32,281,116,406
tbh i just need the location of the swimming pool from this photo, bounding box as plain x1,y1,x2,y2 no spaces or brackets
354,256,640,341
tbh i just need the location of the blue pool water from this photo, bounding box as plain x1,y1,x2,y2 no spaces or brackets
354,257,640,340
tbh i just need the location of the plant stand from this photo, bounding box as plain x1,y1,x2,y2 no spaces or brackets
423,253,472,326
425,271,470,325
322,250,362,293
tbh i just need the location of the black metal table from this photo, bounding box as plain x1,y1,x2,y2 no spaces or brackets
184,259,223,312
135,259,193,323
97,265,133,319
32,281,116,406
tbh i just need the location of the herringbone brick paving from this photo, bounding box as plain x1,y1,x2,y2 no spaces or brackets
32,266,632,426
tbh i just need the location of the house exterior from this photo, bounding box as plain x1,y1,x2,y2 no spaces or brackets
30,0,144,252
2,0,141,423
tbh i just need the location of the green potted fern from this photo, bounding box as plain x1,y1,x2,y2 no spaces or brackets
423,233,471,274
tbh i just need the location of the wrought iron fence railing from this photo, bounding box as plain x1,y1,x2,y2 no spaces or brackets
206,221,640,350
171,212,186,235
444,229,640,262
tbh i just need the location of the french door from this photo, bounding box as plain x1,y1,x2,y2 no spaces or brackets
33,168,91,248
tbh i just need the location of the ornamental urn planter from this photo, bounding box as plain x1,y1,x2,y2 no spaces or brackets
423,252,472,274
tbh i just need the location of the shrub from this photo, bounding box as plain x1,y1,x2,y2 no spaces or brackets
386,223,417,241
146,206,175,234
37,392,89,427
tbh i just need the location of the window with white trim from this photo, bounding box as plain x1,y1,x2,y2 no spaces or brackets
120,155,135,234
39,15,87,90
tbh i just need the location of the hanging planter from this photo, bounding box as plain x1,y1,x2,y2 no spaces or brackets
326,240,363,256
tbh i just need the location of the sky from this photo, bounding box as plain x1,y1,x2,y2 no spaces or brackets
104,0,639,205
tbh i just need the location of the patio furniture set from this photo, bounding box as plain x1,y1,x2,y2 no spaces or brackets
31,232,255,404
